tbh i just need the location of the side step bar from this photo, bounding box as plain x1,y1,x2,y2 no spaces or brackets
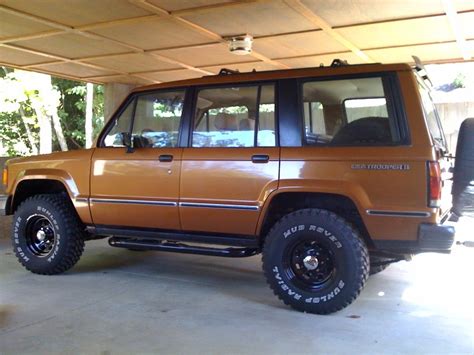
89,225,259,247
109,237,260,258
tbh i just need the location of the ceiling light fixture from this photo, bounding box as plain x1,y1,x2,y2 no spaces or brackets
228,34,253,55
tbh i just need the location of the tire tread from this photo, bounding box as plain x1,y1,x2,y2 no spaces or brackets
12,194,85,275
262,208,369,314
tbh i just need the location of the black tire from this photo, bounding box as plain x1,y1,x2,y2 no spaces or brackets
453,118,474,217
369,258,390,275
11,194,85,275
262,209,369,314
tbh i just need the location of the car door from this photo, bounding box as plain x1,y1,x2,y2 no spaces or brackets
90,89,186,230
179,83,280,236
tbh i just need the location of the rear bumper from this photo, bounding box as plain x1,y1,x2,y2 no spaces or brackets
418,223,455,252
0,194,11,216
373,222,455,254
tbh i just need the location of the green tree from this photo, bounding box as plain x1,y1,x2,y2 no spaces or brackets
53,78,104,149
0,67,104,156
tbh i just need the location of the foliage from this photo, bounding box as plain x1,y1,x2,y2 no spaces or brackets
452,73,466,89
0,67,104,156
0,68,38,155
53,78,104,149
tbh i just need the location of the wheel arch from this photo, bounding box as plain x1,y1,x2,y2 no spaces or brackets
12,177,72,214
256,190,374,248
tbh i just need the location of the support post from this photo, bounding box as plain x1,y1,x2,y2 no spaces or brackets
104,83,136,123
85,83,94,149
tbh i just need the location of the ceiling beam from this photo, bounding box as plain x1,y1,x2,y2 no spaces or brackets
171,1,269,17
3,0,472,80
0,1,267,44
442,0,471,60
1,43,126,74
0,30,64,44
129,0,290,69
19,33,474,81
0,61,103,84
1,0,472,85
0,3,216,77
0,44,159,84
0,5,71,31
282,0,375,63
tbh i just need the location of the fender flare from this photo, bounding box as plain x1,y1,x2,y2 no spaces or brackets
255,183,371,237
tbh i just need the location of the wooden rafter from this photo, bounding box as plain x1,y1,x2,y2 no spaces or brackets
0,4,217,77
81,36,474,81
128,0,290,69
0,1,472,84
282,0,375,63
442,0,471,60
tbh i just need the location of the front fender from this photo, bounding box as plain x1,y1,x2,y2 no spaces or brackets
13,169,79,198
6,149,94,223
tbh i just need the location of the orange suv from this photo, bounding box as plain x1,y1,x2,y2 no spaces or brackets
1,60,472,314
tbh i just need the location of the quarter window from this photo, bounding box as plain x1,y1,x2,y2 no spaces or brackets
302,77,400,146
418,82,446,149
192,84,276,147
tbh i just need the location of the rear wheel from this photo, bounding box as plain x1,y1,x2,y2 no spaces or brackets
262,209,369,314
369,256,391,275
12,194,85,275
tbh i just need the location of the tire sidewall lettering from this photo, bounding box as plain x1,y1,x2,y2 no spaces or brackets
282,224,343,249
15,204,62,263
272,266,303,301
275,222,347,305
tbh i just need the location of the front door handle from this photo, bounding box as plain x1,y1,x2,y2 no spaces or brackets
251,154,269,163
159,154,173,162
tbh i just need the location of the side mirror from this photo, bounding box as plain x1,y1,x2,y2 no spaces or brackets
119,132,133,153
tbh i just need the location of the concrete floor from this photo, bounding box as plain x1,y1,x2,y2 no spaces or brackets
0,220,473,354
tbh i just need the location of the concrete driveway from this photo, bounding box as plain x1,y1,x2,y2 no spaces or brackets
0,219,473,354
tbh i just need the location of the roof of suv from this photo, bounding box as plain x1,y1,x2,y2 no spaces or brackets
133,63,412,93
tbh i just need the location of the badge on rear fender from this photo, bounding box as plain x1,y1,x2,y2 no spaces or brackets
351,163,410,170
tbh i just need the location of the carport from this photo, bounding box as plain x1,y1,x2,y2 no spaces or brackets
0,1,473,353
1,0,473,115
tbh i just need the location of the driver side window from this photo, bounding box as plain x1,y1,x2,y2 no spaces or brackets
103,90,185,148
104,100,135,147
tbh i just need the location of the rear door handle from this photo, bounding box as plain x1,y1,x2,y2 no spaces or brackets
159,154,173,162
251,154,269,163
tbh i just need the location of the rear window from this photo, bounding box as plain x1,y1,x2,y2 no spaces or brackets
302,76,402,146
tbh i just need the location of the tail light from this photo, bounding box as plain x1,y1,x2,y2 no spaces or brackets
428,161,441,208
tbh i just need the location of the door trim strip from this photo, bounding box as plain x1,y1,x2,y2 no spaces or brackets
89,198,259,210
179,202,259,211
90,198,177,207
366,210,431,218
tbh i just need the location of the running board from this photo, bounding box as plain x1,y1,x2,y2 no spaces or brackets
89,225,259,247
108,237,260,258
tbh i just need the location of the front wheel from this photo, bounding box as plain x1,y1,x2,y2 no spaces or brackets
11,194,85,275
262,209,369,314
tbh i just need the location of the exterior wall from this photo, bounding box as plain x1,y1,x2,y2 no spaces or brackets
435,102,474,153
104,82,136,123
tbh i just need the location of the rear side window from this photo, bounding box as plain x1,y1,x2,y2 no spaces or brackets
418,83,447,149
302,76,401,146
192,84,276,147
